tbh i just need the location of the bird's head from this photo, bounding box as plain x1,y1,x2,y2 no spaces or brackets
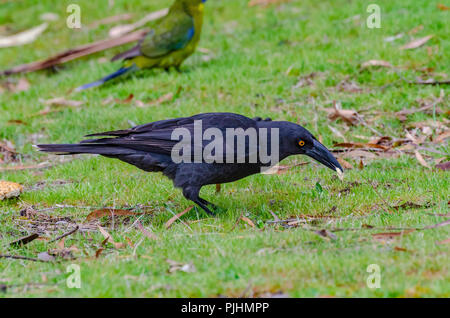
177,0,207,13
275,121,343,174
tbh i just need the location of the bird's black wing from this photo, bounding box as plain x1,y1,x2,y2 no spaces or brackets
82,113,259,161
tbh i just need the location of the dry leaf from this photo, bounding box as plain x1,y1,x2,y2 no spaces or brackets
401,35,433,50
165,206,193,229
334,142,389,151
436,162,450,171
138,92,173,107
0,23,48,48
324,101,361,125
97,225,126,249
361,60,392,69
435,130,450,143
337,157,353,170
314,229,337,240
241,216,255,228
437,4,450,10
86,208,141,221
0,181,23,200
414,150,431,169
166,259,196,273
372,230,415,241
215,184,221,193
436,238,450,245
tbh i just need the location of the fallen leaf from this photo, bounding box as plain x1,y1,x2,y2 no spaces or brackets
86,208,141,221
0,23,48,48
437,4,449,10
436,238,450,245
384,33,404,42
393,246,410,252
97,226,126,249
138,92,173,107
165,206,193,229
0,181,23,200
372,229,415,241
334,142,388,151
361,60,392,69
314,229,337,240
215,184,221,193
37,252,55,262
435,130,450,143
337,157,353,170
324,101,361,125
1,78,30,93
436,162,450,171
400,35,433,50
166,259,196,273
414,150,431,169
241,216,255,228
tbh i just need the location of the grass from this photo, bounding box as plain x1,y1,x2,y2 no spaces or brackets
0,0,449,297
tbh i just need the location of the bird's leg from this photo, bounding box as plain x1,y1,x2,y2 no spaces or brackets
182,186,216,216
193,199,216,216
199,197,218,210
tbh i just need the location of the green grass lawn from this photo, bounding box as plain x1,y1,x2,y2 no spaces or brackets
0,0,449,297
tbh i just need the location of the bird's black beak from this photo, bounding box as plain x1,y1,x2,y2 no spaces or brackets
306,140,343,174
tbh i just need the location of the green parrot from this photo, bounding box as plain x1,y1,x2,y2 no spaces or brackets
76,0,206,91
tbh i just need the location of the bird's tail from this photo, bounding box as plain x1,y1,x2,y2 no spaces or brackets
74,65,138,92
35,143,132,156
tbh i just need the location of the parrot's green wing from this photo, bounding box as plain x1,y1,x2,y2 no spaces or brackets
139,10,195,59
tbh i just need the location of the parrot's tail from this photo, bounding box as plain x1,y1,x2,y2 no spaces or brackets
74,65,138,92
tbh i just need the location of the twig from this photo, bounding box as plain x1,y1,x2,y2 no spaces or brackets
49,225,79,243
0,254,47,262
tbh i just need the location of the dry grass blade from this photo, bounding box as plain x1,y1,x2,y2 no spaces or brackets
135,221,158,240
165,206,193,229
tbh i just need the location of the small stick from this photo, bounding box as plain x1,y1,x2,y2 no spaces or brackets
0,254,47,262
49,225,79,243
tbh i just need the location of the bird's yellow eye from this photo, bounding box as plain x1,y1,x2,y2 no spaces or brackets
299,140,305,147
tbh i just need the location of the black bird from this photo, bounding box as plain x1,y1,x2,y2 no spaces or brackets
37,113,342,216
